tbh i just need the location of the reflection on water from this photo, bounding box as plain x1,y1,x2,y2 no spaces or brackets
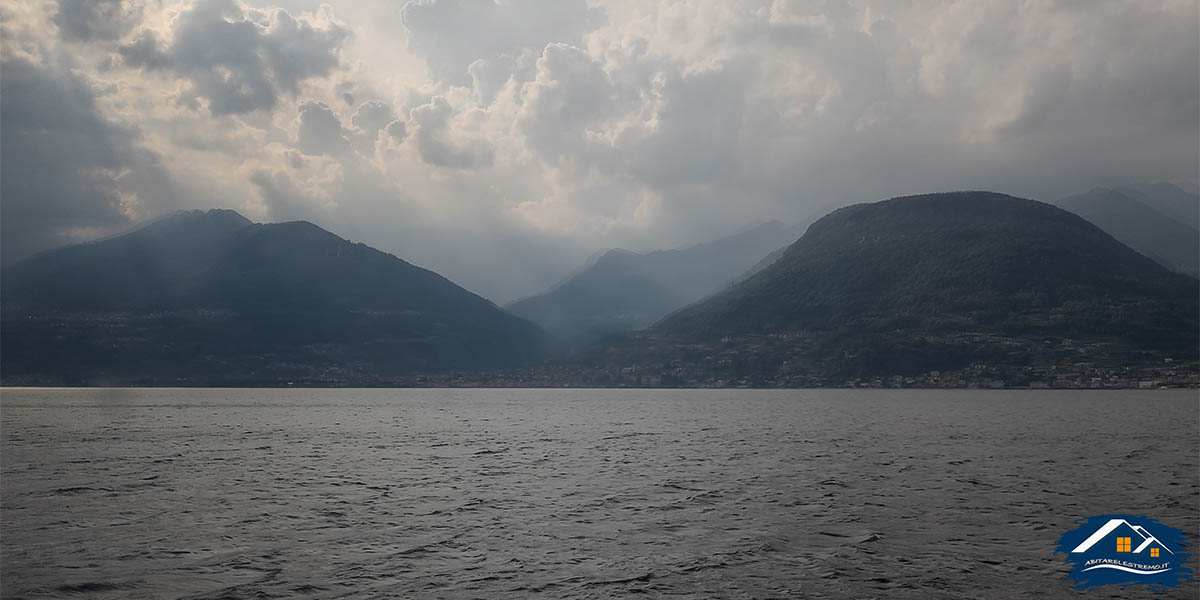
2,388,1196,599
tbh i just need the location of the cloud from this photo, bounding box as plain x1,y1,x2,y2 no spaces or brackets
296,101,349,156
401,0,603,84
351,100,395,135
2,0,1197,304
53,0,141,42
246,139,345,223
385,120,409,142
121,0,349,115
517,43,626,164
348,99,400,152
118,29,172,69
410,97,494,168
468,50,536,106
249,168,322,222
0,56,173,262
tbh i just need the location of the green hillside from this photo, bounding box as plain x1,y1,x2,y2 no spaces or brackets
1,210,546,385
572,192,1198,385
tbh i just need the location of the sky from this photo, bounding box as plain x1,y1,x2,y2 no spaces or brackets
2,0,1197,303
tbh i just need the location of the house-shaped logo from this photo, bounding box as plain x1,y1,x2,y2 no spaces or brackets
1056,514,1193,591
1071,519,1173,566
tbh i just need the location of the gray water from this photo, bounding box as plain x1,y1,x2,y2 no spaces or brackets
1,388,1196,599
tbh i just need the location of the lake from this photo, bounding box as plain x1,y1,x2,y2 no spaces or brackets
1,388,1196,599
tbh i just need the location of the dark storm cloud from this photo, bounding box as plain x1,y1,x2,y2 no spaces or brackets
0,57,173,263
53,0,141,42
120,0,348,115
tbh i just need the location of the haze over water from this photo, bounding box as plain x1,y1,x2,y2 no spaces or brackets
2,388,1196,599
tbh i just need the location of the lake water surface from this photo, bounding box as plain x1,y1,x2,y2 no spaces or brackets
2,388,1196,599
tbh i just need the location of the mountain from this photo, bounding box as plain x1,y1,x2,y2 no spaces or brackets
1,210,546,385
575,192,1197,385
731,245,788,285
1117,182,1199,230
1056,187,1199,276
506,221,802,344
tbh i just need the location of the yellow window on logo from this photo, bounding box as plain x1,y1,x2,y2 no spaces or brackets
1117,537,1131,552
1151,548,1160,557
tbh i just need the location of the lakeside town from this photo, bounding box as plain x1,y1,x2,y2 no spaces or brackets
400,359,1198,390
202,331,1198,389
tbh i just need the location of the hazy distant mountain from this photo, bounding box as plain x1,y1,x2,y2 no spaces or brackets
1,210,546,385
506,221,802,344
578,192,1197,382
1056,187,1198,276
730,245,788,285
1117,182,1199,230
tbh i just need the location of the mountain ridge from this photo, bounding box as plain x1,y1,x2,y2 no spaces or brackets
506,220,804,344
560,191,1197,386
1,209,546,385
1054,187,1199,276
659,191,1196,340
